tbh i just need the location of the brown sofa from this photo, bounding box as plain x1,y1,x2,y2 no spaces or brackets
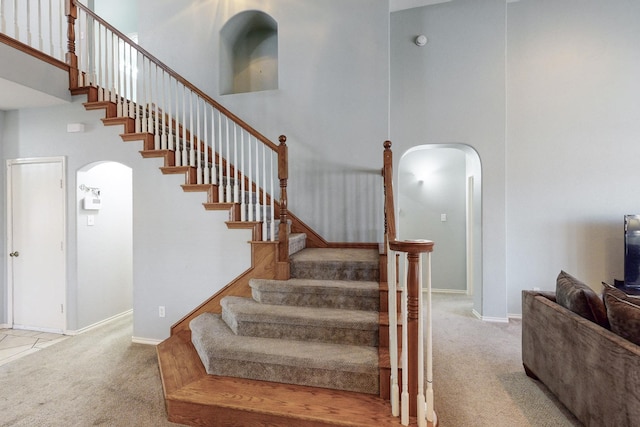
522,283,640,426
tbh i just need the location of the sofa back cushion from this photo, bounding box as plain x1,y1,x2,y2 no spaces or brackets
556,270,609,328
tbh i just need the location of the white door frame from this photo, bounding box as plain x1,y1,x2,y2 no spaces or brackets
6,156,67,332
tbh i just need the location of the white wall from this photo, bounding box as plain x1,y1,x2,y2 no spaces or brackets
1,98,251,339
506,0,640,314
390,0,507,319
0,110,4,324
77,162,133,328
137,0,389,242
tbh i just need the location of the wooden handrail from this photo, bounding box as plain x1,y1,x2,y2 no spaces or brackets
66,0,278,152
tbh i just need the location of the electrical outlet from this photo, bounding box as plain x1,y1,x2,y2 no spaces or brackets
159,306,165,318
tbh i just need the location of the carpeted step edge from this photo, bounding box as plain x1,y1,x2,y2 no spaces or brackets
221,296,378,346
249,278,380,311
190,312,379,395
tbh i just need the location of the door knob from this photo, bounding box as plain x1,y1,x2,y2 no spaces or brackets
9,251,19,257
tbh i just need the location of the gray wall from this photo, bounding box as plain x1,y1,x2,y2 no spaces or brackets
505,0,640,314
137,0,389,242
391,0,507,319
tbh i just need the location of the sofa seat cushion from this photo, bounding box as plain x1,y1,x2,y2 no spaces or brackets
604,290,640,346
555,270,609,328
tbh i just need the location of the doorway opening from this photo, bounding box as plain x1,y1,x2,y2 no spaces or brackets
397,144,482,301
76,161,133,329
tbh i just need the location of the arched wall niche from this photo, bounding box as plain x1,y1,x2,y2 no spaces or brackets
220,10,278,95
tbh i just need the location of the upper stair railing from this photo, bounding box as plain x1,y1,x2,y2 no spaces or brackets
1,2,289,252
65,1,288,250
383,141,436,426
0,0,66,62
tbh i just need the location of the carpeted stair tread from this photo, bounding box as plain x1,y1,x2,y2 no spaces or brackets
190,312,379,394
249,278,380,311
290,248,380,281
221,296,378,346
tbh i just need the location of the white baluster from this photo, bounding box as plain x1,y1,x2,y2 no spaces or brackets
160,71,167,150
168,77,175,152
12,0,18,40
425,252,435,424
248,136,254,221
401,256,409,426
233,125,239,203
225,118,231,202
196,96,203,184
97,23,103,101
154,66,161,150
26,0,31,46
48,0,54,56
217,111,224,201
110,33,117,102
389,249,400,417
147,61,154,136
417,255,426,427
37,0,43,50
240,130,246,221
189,91,195,167
203,102,209,184
128,45,135,119
269,153,275,241
181,86,188,166
262,144,267,240
0,0,5,34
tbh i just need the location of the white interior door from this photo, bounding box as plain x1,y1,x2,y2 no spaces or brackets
8,158,66,333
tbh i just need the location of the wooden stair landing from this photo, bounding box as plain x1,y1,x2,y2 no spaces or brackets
158,329,410,427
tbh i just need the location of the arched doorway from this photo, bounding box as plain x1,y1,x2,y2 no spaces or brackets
398,144,482,309
76,162,133,328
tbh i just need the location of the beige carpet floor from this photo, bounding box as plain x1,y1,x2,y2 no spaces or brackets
0,295,583,426
431,293,582,427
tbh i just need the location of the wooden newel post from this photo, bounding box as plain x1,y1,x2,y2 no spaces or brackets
65,0,78,89
277,135,290,279
389,239,434,419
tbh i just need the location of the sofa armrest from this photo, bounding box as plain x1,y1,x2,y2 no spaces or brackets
522,290,640,426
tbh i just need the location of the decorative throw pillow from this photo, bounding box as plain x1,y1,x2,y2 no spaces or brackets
602,281,640,304
603,293,640,346
556,271,609,328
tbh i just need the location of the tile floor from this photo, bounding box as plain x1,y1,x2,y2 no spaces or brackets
0,328,69,367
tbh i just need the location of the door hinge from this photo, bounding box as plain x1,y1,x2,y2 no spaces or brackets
61,304,64,314
60,179,63,189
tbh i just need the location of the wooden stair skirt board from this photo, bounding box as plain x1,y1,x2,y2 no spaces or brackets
157,330,407,427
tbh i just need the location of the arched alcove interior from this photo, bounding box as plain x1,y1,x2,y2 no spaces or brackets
397,144,482,304
220,10,278,95
76,161,133,328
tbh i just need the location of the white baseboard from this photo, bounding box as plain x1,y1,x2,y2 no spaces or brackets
132,336,163,346
508,313,522,320
65,309,133,336
429,288,468,294
472,309,509,323
0,323,10,329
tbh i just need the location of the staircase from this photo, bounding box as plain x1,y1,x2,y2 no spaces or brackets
191,248,380,395
157,248,409,427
